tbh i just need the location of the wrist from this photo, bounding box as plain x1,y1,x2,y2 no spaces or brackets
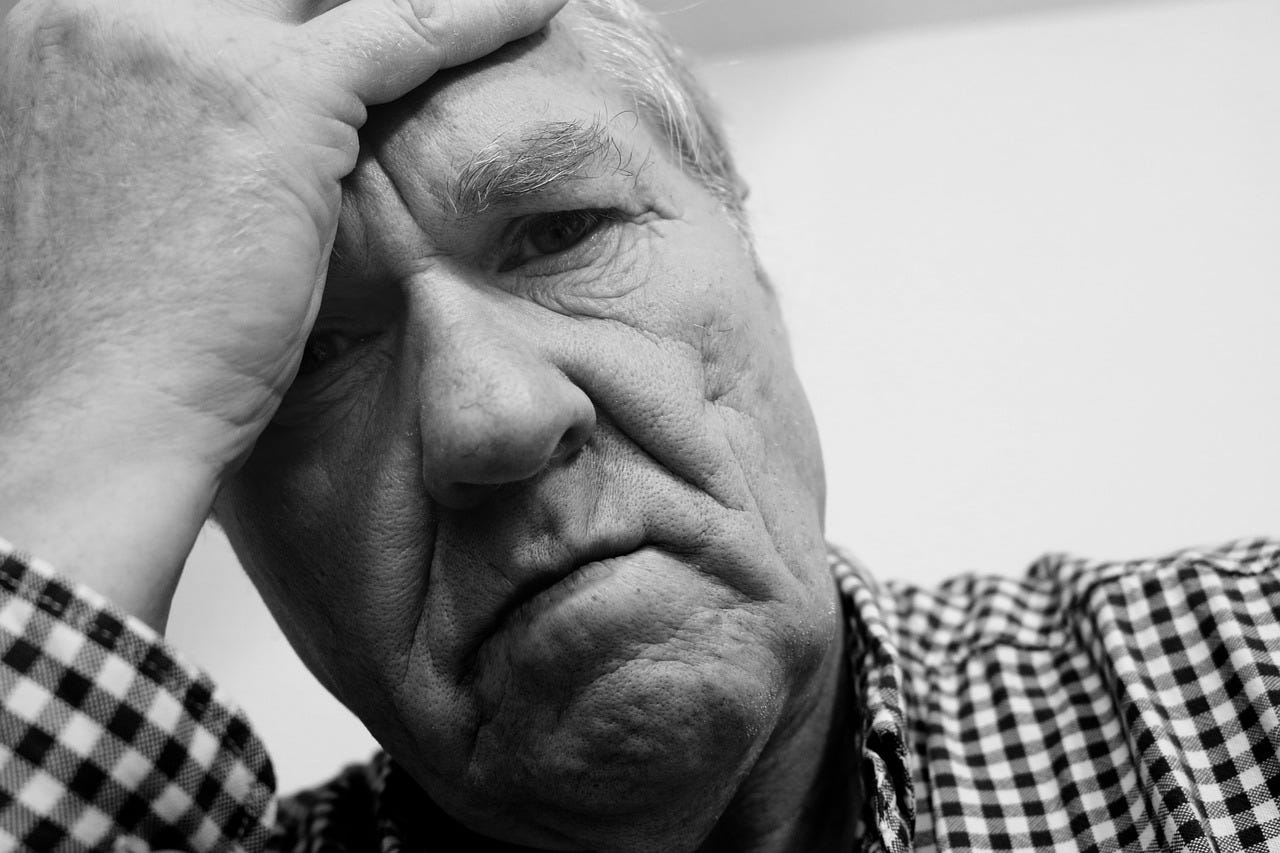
0,417,222,632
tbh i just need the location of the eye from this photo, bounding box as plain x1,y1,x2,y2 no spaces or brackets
501,209,615,271
297,331,367,377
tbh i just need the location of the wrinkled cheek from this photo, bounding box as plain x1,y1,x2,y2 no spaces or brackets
216,462,354,700
227,403,439,711
694,348,829,610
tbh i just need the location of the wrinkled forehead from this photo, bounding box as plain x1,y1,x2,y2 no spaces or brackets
376,18,646,186
378,16,604,126
337,14,657,267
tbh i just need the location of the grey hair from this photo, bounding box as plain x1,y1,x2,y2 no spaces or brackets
568,0,750,232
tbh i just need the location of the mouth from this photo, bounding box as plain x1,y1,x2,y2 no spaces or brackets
489,538,647,640
507,555,631,631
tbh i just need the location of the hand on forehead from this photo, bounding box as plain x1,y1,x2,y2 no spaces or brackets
0,0,566,627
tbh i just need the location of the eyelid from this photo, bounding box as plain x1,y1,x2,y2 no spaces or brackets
273,330,391,428
498,208,625,275
292,329,384,385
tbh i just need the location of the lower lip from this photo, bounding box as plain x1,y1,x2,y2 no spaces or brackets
503,553,634,634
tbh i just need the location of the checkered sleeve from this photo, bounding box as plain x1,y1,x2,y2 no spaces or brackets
0,538,277,852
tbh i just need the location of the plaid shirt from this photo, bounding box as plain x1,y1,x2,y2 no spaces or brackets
2,536,1279,851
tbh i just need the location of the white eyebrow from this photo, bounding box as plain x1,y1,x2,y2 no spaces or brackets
450,118,628,216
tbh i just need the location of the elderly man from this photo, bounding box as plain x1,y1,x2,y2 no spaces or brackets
0,0,1277,851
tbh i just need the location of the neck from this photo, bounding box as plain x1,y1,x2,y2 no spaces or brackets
700,617,860,853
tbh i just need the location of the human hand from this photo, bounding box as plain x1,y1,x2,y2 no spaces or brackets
0,0,565,627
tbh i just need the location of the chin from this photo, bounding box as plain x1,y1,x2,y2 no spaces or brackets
411,650,787,853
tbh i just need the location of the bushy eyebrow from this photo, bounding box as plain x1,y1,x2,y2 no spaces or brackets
450,118,628,217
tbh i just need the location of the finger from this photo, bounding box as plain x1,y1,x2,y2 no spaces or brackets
297,0,568,105
219,0,301,20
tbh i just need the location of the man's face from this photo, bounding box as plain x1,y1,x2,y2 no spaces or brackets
219,11,837,851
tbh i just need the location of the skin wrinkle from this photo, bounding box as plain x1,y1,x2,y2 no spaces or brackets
400,506,437,695
558,311,760,522
339,156,452,275
366,146,422,244
534,226,658,313
495,481,610,585
691,306,818,572
590,390,746,520
368,481,431,696
279,338,395,432
511,469,616,575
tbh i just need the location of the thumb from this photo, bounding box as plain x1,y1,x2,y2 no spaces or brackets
297,0,568,105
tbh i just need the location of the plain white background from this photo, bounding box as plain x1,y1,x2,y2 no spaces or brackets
3,0,1278,792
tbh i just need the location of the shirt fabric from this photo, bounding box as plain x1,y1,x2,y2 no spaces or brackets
2,535,1279,851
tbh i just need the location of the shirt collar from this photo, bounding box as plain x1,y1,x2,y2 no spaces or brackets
829,545,916,853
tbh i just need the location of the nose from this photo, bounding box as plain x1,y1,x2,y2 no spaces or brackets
412,286,596,509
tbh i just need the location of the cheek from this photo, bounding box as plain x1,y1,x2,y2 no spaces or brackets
554,204,825,541
663,226,824,491
221,406,435,701
651,223,829,571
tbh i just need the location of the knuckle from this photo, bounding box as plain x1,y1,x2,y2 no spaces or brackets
21,0,105,56
0,0,105,137
7,0,146,84
388,0,440,42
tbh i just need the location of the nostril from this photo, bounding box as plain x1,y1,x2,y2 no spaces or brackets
429,481,502,511
428,417,593,509
551,419,594,464
417,339,597,505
